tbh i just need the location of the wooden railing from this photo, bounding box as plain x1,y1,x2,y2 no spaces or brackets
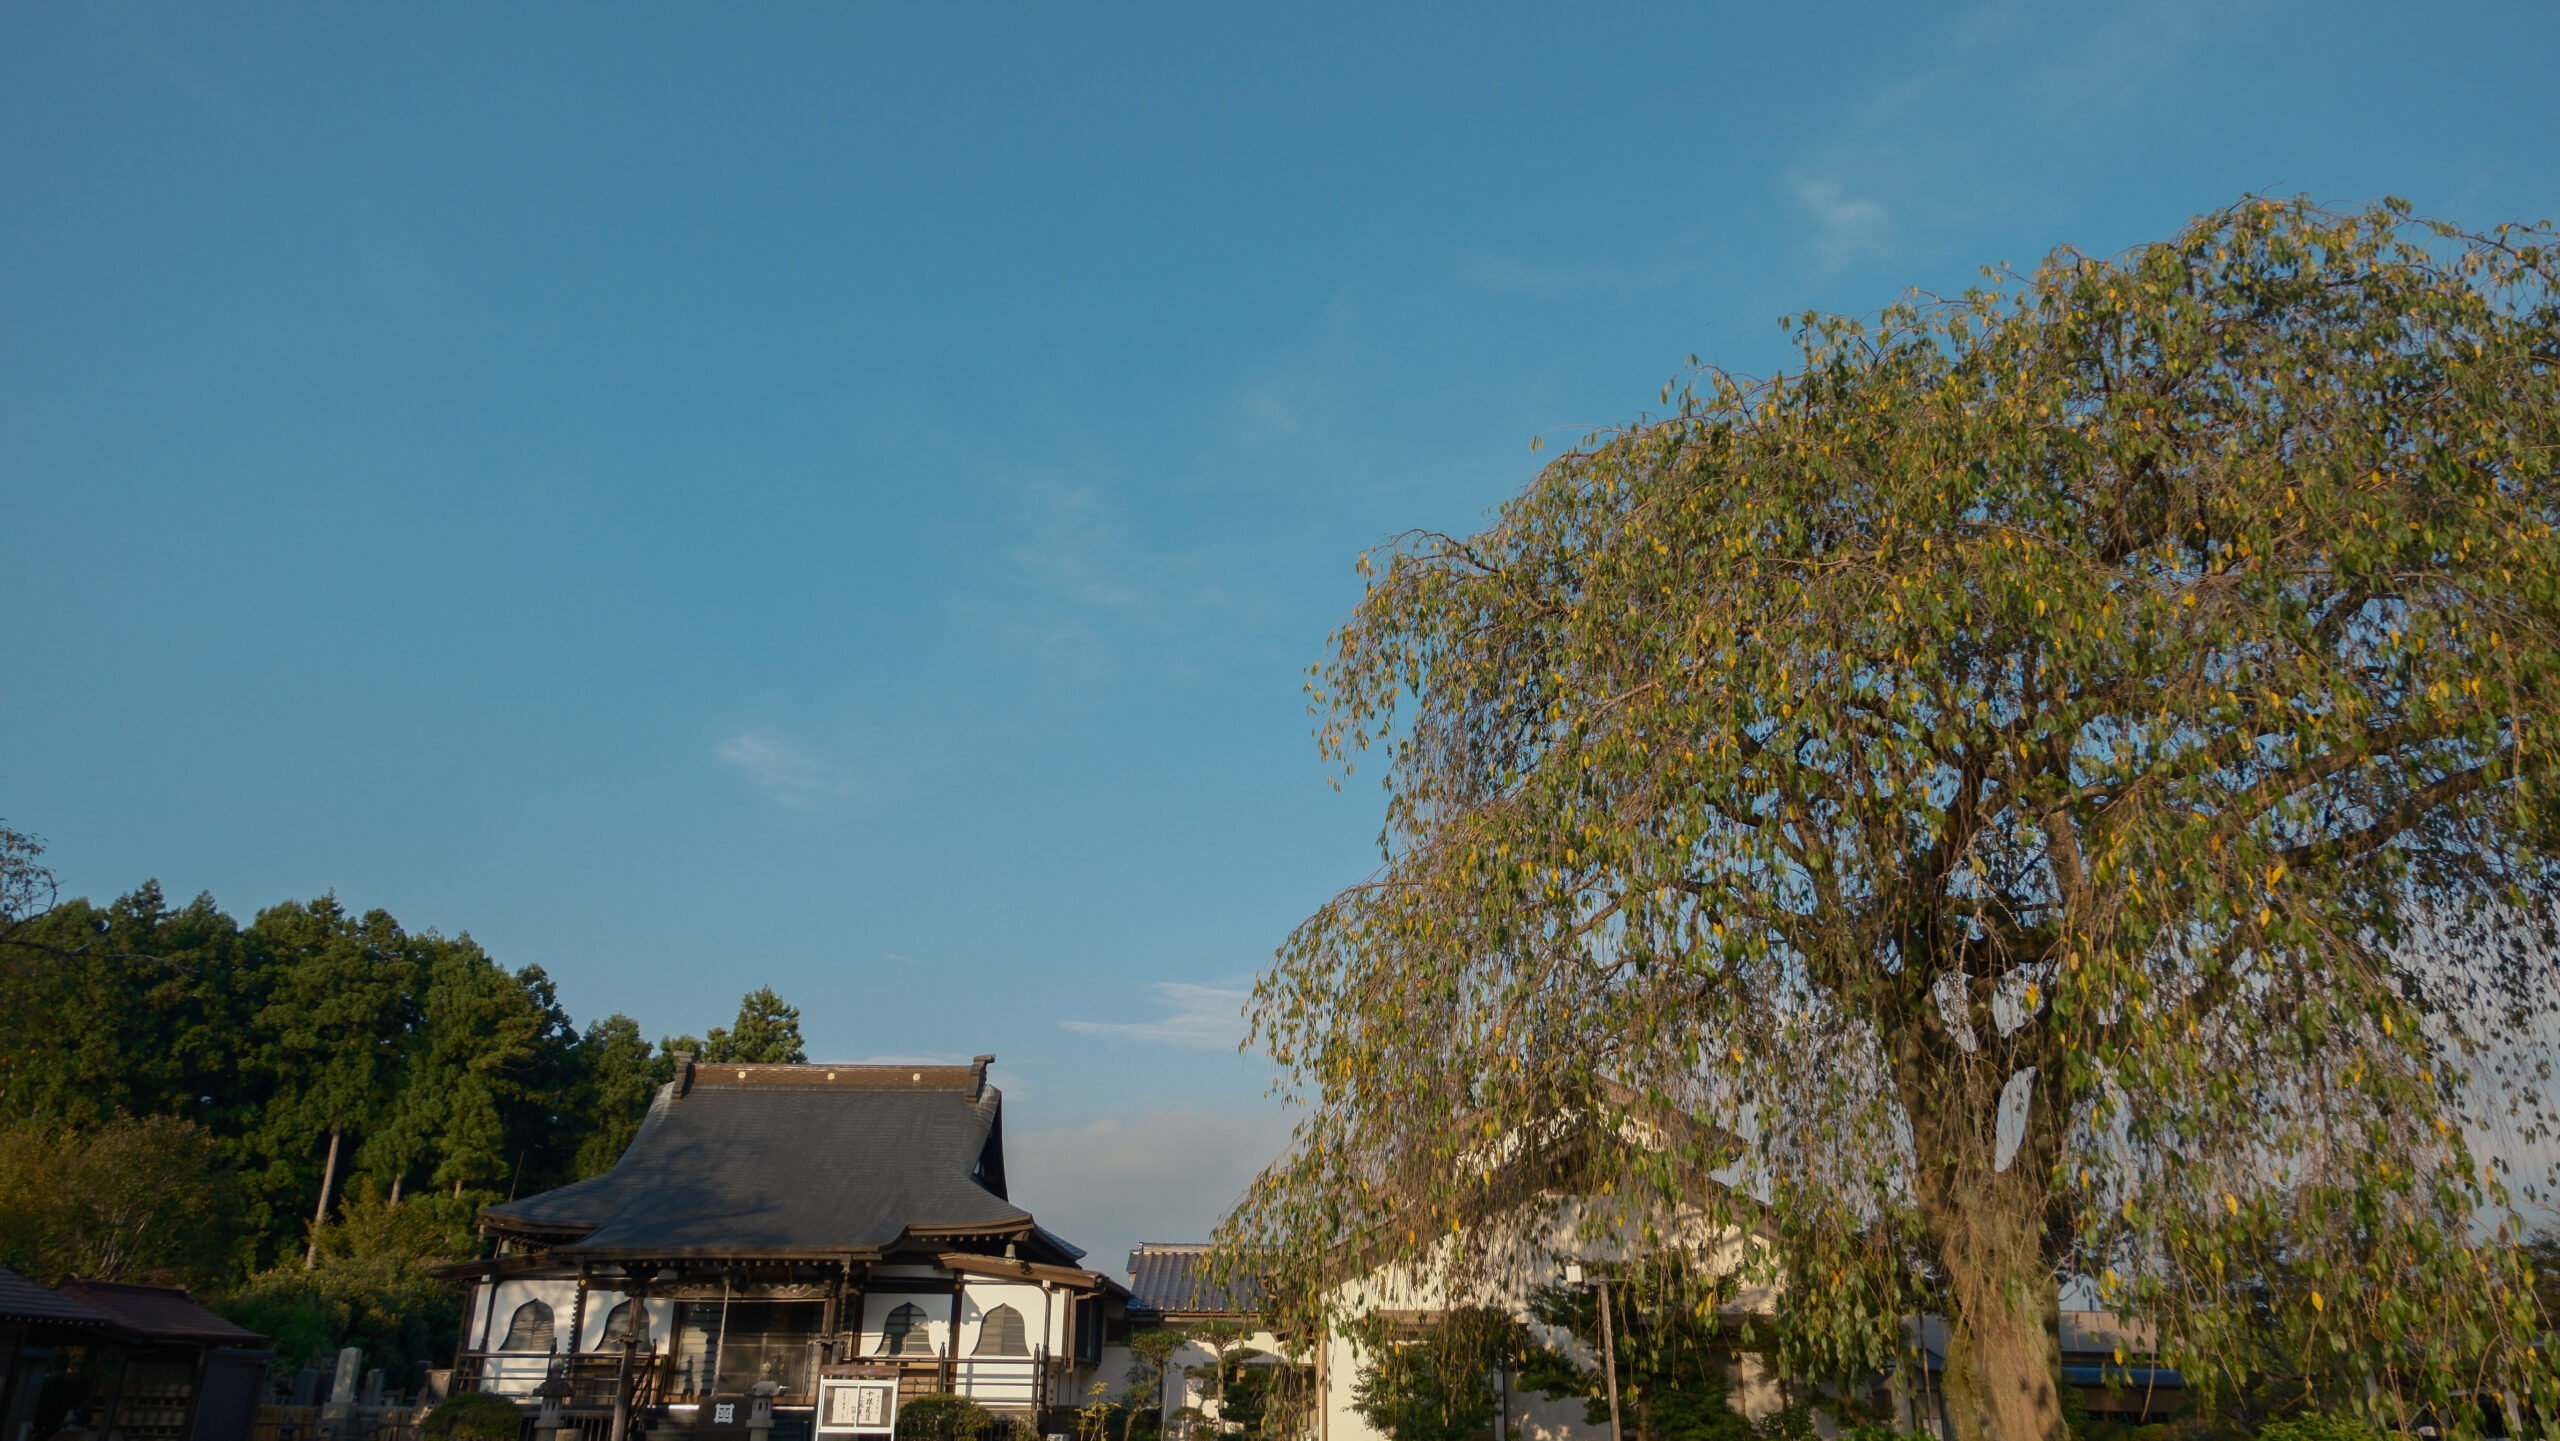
440,1347,1055,1426
253,1405,426,1441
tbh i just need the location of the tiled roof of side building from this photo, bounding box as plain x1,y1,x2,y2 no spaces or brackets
482,1058,1046,1259
1124,1243,1261,1317
0,1267,116,1329
53,1280,265,1345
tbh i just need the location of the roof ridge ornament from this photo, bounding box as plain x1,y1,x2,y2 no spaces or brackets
970,1054,995,1101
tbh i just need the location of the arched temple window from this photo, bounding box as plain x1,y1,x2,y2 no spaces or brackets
878,1303,935,1357
971,1305,1028,1357
500,1299,556,1352
599,1301,646,1346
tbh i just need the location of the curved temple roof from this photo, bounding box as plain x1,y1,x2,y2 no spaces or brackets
484,1059,1036,1259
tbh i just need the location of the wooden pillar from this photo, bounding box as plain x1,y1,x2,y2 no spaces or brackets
476,1273,502,1384
609,1329,635,1441
943,1280,961,1395
818,1268,841,1373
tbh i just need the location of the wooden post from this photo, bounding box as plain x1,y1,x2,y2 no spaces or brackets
820,1275,840,1367
710,1276,733,1397
475,1274,502,1389
1595,1277,1622,1441
610,1330,635,1441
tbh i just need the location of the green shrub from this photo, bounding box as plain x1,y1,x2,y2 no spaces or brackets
2255,1417,2371,1441
216,1248,464,1376
423,1391,524,1441
896,1394,994,1441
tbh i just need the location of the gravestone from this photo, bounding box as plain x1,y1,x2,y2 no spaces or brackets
361,1369,383,1408
329,1348,362,1407
290,1369,321,1407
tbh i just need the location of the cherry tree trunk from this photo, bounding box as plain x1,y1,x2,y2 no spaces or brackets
1909,1065,2067,1441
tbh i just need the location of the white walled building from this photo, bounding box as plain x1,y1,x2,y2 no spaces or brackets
444,1057,1141,1436
1122,1209,1800,1441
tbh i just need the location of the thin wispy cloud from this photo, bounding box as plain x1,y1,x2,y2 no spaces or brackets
1062,981,1249,1051
1788,174,1897,268
970,448,1243,681
712,727,868,812
1010,475,1141,614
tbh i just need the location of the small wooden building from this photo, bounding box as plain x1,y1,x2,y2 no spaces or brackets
447,1056,1141,1438
0,1269,270,1441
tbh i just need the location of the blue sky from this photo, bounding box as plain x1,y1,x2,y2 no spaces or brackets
5,2,2557,1272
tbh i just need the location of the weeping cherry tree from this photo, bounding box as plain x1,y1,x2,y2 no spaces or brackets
1222,198,2560,1441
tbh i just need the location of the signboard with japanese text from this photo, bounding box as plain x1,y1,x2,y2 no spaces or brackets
814,1367,899,1437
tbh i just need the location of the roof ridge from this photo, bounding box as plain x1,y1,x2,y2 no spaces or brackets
702,1062,976,1071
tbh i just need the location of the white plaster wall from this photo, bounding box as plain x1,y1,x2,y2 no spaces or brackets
467,1278,585,1393
859,1292,957,1358
464,1281,691,1393
1077,1343,1137,1408
568,1292,679,1353
955,1281,1063,1357
1312,1205,1777,1441
1163,1329,1289,1429
1319,1332,1701,1441
1506,1384,1605,1441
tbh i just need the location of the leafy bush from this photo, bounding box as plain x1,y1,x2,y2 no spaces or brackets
2255,1418,2372,1441
896,1394,995,1441
1352,1340,1498,1441
423,1391,523,1441
217,1248,464,1376
215,1179,472,1376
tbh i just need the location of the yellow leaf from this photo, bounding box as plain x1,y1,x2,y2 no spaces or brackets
2311,1291,2324,1312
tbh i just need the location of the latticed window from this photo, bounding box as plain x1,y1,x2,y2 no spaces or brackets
971,1305,1027,1356
878,1303,935,1356
500,1300,555,1352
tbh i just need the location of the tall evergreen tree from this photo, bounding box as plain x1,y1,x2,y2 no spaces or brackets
0,883,255,1135
572,1015,666,1178
668,986,809,1065
242,898,417,1268
361,936,578,1202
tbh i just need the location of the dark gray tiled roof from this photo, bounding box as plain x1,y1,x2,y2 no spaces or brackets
485,1065,1031,1257
1124,1245,1260,1316
0,1267,115,1328
55,1280,265,1345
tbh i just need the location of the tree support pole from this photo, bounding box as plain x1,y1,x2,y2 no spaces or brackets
1596,1278,1621,1441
